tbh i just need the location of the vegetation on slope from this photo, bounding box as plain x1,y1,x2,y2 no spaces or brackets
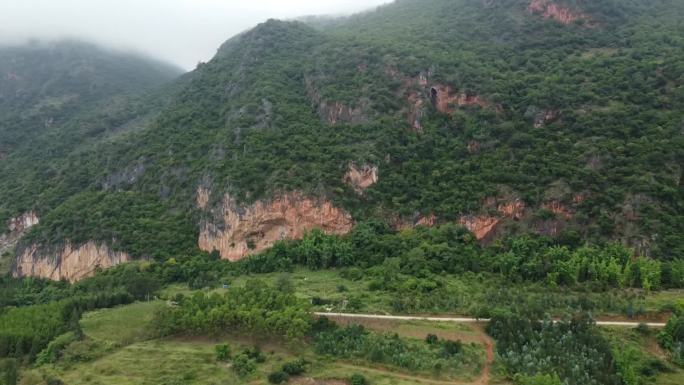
0,0,681,261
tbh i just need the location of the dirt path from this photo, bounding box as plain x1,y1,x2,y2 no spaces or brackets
314,312,667,328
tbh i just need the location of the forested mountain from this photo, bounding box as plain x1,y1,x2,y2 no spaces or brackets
1,0,683,280
0,40,182,223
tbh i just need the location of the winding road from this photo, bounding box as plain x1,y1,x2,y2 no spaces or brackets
314,312,667,328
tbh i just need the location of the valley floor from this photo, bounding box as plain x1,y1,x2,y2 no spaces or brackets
18,270,684,385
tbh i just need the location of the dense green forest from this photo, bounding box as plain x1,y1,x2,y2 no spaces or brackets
0,0,682,263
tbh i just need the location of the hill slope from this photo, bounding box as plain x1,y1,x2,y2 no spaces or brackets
3,0,684,280
0,40,183,268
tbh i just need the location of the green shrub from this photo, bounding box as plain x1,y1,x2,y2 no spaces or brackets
425,334,439,345
214,344,231,362
36,332,77,365
232,353,257,377
267,371,289,384
281,359,306,375
0,358,18,385
349,374,369,385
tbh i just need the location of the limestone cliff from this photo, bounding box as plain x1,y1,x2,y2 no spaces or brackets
13,241,130,282
0,212,39,257
344,163,379,195
199,192,354,261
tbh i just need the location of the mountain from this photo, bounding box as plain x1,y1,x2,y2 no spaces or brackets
2,0,683,281
0,40,183,269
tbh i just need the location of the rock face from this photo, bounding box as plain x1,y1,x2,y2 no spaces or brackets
199,192,354,261
13,241,130,282
344,163,379,195
306,78,368,125
533,109,560,128
459,199,526,241
394,214,437,231
196,186,211,210
528,0,588,25
0,212,39,257
430,85,490,114
542,200,574,220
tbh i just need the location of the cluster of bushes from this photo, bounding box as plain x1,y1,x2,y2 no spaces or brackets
486,312,622,385
153,280,312,341
268,359,307,384
658,315,684,365
0,290,132,362
313,320,478,375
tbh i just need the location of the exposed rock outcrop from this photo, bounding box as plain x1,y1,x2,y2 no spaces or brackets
527,0,589,25
542,200,574,220
459,199,525,241
533,109,560,128
0,212,39,257
8,212,39,233
344,163,379,195
305,78,368,125
13,242,130,282
394,214,437,231
199,192,354,261
430,85,491,114
459,216,501,241
196,186,210,210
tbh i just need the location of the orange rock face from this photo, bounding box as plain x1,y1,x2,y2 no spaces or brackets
199,192,354,261
393,214,437,231
459,216,501,241
528,0,588,25
13,242,130,282
430,85,491,114
460,199,526,241
344,163,379,195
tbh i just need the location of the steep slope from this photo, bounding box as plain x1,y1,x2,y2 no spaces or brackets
0,41,183,278
5,0,684,280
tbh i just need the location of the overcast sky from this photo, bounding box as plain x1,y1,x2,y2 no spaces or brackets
0,0,392,70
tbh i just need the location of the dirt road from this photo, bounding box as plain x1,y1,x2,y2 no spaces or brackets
314,312,667,328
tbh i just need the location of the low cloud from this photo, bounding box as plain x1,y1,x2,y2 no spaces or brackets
0,0,391,70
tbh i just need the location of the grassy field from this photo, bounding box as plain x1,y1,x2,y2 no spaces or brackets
19,300,488,385
80,301,164,346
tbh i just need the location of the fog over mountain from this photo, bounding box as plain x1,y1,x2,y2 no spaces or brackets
0,0,391,69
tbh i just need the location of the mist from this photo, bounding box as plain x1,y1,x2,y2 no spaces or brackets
0,0,392,71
